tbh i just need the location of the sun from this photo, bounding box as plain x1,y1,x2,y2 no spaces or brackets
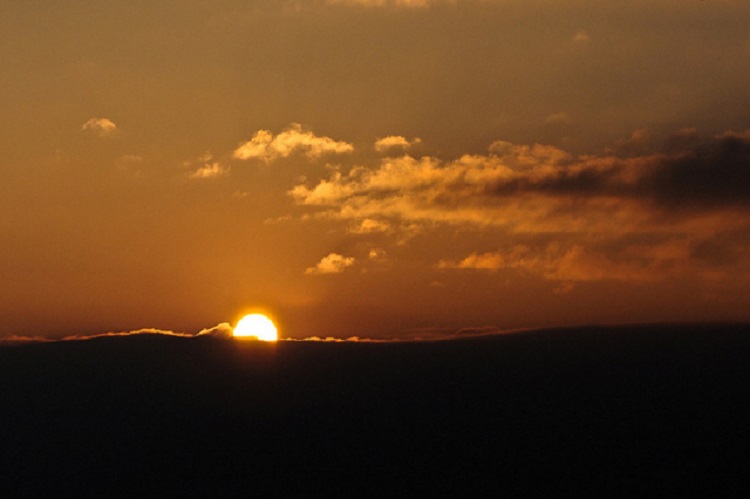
233,313,278,342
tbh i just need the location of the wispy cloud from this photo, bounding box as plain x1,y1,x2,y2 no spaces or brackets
196,322,234,337
0,335,54,344
1,323,235,344
374,135,422,153
0,324,511,345
368,247,387,260
233,123,353,162
439,251,505,271
350,218,391,234
184,152,229,179
289,325,519,343
189,162,229,179
438,241,689,285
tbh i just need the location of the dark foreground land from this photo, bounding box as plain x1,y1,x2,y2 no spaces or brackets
2,323,750,496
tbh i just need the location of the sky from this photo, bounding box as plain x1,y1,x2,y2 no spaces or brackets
2,0,750,339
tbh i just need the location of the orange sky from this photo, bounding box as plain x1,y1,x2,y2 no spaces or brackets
2,0,750,339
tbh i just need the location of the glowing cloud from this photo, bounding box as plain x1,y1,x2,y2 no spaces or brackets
233,123,353,162
374,136,422,153
196,322,234,338
292,130,750,285
0,323,237,344
81,117,118,137
439,251,505,271
189,162,229,179
350,218,391,234
305,253,356,275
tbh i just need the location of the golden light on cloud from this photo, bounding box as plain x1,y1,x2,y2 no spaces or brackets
233,314,279,342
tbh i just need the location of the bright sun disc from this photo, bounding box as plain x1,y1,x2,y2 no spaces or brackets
233,314,278,342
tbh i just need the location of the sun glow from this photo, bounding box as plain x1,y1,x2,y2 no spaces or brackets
233,314,278,342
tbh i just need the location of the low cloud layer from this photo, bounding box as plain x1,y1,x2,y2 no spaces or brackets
0,323,235,344
0,322,506,344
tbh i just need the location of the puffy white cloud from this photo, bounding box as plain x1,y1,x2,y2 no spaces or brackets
305,253,355,275
233,123,353,162
81,117,118,137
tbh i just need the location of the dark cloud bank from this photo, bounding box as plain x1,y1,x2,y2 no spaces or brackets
2,323,750,496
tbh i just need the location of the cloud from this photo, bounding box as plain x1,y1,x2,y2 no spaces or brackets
184,152,229,179
81,117,118,137
289,325,525,342
288,336,368,342
369,247,387,260
291,129,750,284
439,241,690,284
305,253,356,275
196,322,234,338
374,136,422,153
292,130,750,222
0,323,237,344
233,123,353,162
0,335,53,344
350,218,390,234
439,251,505,271
189,162,229,179
649,130,750,208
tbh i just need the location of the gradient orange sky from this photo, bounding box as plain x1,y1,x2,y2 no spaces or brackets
2,0,750,339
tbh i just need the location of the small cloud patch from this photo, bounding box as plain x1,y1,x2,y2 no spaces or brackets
305,253,355,275
233,123,353,162
374,135,422,153
82,117,118,137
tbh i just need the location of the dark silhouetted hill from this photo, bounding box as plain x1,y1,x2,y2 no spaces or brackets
2,323,750,496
